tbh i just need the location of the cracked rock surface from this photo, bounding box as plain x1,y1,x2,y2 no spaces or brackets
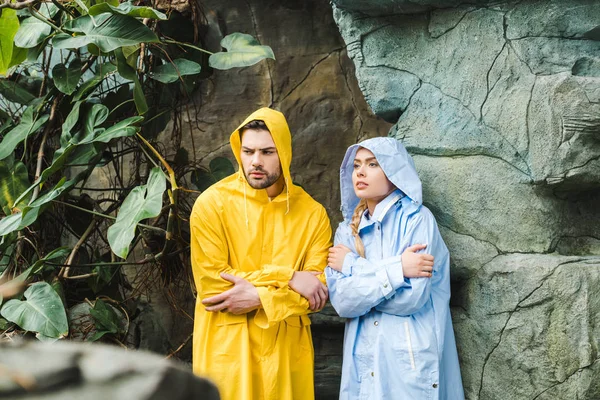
332,0,600,399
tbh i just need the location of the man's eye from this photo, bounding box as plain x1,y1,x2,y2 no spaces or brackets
263,151,274,155
243,150,253,154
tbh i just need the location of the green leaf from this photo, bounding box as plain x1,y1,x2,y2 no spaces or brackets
149,58,201,83
72,62,116,101
0,177,76,236
209,157,235,181
89,1,167,20
0,106,49,161
13,3,58,49
0,8,19,76
52,59,82,95
61,100,82,146
107,167,165,259
0,157,31,212
133,78,147,114
191,157,235,191
75,103,109,144
0,282,69,339
115,48,147,113
8,46,26,71
88,115,142,143
89,299,120,333
53,14,159,53
0,79,36,104
209,33,275,70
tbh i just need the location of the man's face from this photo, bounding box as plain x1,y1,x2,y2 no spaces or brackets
240,128,282,190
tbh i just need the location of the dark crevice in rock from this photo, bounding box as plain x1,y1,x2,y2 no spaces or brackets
508,35,598,42
427,8,476,39
244,0,274,106
277,48,345,104
412,151,531,178
480,41,508,120
337,52,364,142
438,222,501,255
478,264,560,398
197,142,230,163
531,357,600,400
507,41,535,75
524,75,535,159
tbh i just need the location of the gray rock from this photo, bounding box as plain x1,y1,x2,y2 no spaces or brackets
0,340,219,399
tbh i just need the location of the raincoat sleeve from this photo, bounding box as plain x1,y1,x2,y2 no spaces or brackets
326,213,436,318
254,206,332,328
374,211,442,316
191,194,301,300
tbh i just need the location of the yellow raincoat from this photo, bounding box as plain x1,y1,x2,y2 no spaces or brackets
190,108,332,400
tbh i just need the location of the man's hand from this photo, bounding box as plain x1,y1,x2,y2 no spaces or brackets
328,244,352,272
401,244,434,278
202,273,261,314
289,271,328,311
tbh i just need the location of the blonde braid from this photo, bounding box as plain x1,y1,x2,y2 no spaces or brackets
350,199,368,258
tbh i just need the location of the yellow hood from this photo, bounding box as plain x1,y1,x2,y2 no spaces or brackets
229,107,294,195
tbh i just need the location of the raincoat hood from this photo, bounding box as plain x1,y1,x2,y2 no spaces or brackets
230,107,294,196
340,137,422,221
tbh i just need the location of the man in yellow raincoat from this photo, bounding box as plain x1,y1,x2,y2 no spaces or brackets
190,107,332,400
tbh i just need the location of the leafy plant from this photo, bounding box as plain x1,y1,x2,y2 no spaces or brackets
0,0,271,346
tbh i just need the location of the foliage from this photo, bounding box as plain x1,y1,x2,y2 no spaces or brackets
0,0,274,345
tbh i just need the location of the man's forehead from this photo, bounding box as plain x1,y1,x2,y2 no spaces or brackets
240,128,276,146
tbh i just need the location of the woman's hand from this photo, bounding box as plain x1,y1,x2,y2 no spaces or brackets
328,244,353,272
401,244,434,278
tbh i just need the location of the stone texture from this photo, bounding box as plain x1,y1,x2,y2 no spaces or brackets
331,0,600,398
0,340,219,399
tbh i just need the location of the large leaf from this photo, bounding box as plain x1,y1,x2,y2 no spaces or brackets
52,14,159,53
89,1,167,20
209,33,275,70
90,115,142,143
191,157,235,191
115,48,147,114
72,62,116,102
0,8,19,76
0,177,76,236
0,282,69,339
149,58,201,83
13,3,59,49
0,79,36,104
107,167,165,259
0,106,49,161
52,59,82,95
0,157,31,213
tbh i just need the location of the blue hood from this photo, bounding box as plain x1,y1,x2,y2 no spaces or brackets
340,137,422,221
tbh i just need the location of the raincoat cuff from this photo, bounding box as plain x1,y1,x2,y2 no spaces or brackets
342,253,358,275
254,287,272,329
383,255,405,290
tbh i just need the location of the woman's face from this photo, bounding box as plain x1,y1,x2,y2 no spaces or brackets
352,148,395,203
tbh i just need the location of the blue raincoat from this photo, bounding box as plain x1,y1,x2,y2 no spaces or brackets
326,137,464,400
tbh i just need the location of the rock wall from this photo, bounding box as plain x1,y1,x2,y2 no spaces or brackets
331,0,600,399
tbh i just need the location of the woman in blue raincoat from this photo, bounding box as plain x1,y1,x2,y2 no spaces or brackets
326,137,464,400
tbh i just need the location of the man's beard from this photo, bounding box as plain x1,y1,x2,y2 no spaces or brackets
244,167,282,189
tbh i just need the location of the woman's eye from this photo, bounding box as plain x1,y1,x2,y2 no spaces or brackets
369,162,378,167
353,164,360,169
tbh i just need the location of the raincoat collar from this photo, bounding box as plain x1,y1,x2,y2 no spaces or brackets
230,107,294,201
357,189,404,231
340,137,423,221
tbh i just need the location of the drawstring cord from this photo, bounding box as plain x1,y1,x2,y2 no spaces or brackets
241,172,249,228
285,177,290,215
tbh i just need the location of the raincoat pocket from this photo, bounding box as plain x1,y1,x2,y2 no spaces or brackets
216,312,247,326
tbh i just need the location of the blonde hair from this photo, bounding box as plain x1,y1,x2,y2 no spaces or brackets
350,199,368,258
